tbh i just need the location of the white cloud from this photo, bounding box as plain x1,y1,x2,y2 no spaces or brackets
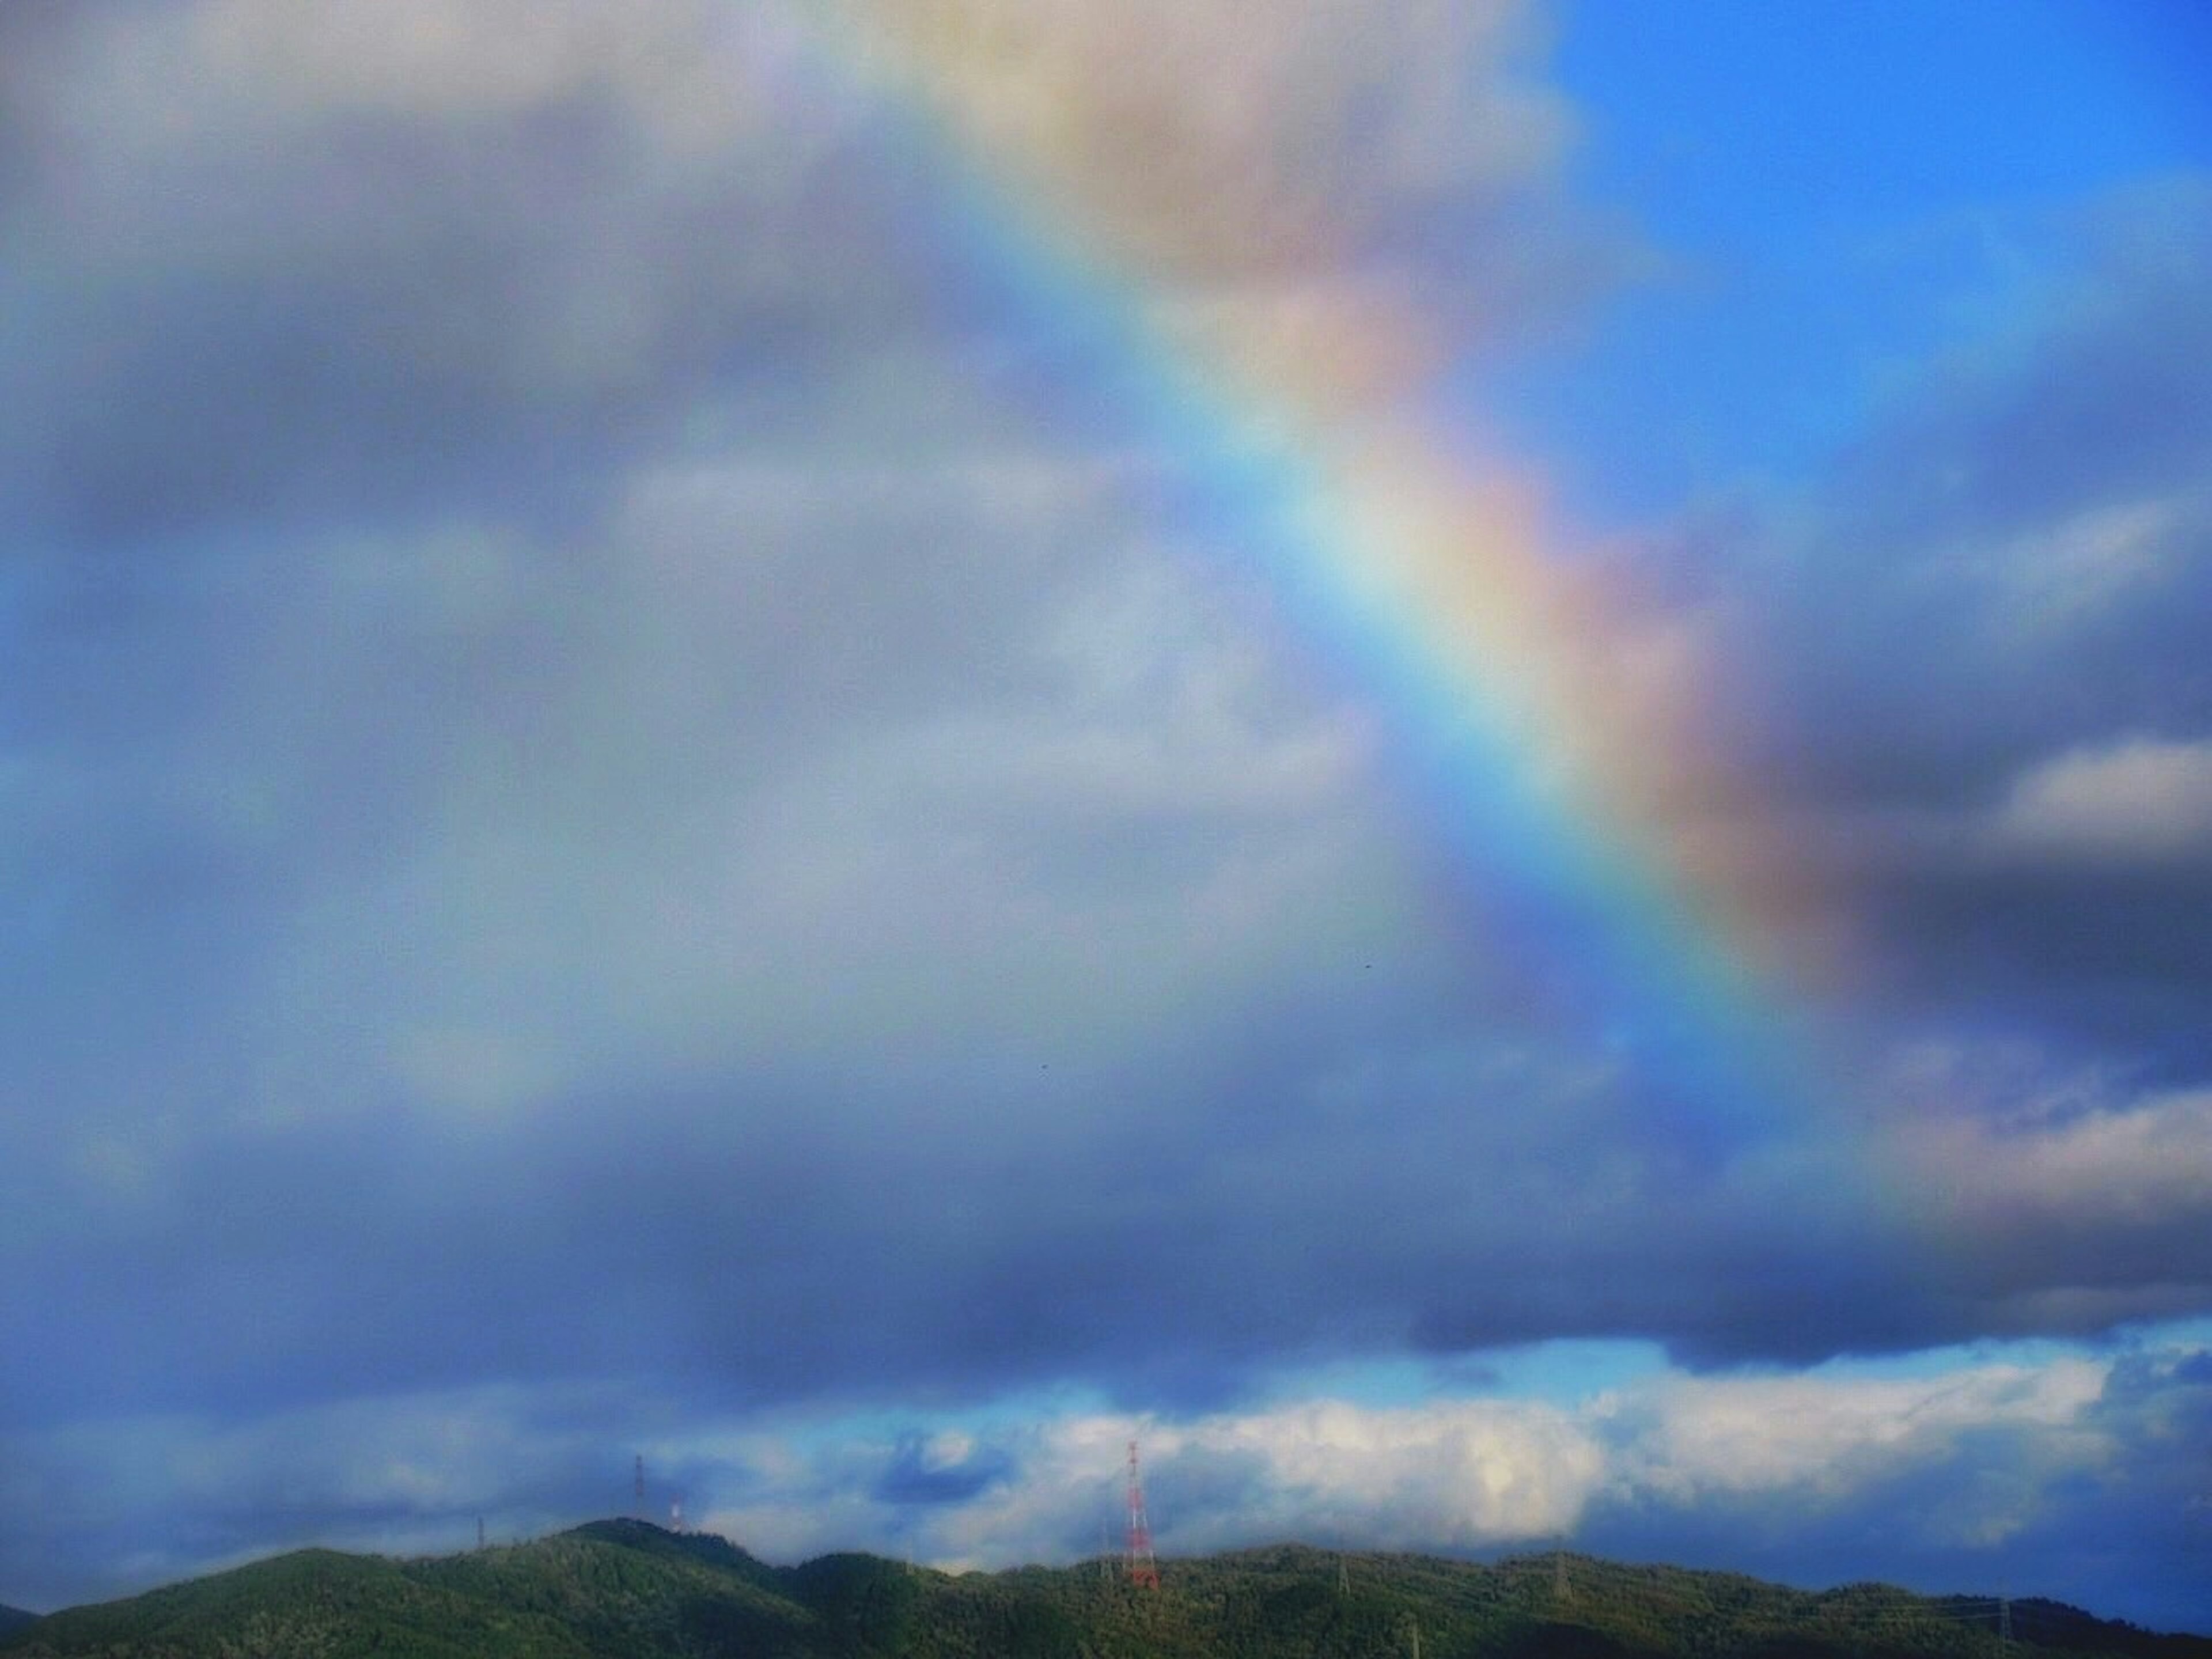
1171,1398,1604,1547
1601,1360,2108,1507
1907,1086,2212,1229
695,1398,1607,1572
1994,735,2212,861
708,1351,2119,1569
1846,733,2212,878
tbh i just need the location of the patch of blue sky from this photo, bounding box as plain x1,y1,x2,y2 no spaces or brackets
2112,1313,2212,1354
1798,1335,2101,1386
1468,0,2212,524
1560,0,2208,241
767,1343,1685,1445
1790,1315,2212,1386
1259,1340,1673,1411
1267,1324,2208,1408
768,1380,1119,1457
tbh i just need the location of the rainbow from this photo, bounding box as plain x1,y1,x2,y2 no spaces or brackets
760,1,1842,1150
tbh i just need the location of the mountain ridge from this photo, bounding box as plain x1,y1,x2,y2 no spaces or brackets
3,1522,2202,1658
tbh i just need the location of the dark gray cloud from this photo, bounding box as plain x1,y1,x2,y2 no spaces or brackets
1836,188,2212,556
0,9,934,556
1666,192,2204,808
1677,183,2212,1070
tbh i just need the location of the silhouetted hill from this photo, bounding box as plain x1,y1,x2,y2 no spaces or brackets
3,1525,2202,1659
0,1611,34,1640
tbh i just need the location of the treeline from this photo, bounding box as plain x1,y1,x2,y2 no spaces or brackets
3,1521,2203,1659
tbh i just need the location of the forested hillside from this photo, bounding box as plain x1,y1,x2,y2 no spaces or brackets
5,1522,2202,1659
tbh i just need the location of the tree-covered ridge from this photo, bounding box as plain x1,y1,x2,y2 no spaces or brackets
3,1525,2202,1659
0,1611,35,1640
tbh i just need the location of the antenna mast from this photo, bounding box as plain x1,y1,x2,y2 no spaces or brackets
1124,1441,1160,1589
634,1454,646,1520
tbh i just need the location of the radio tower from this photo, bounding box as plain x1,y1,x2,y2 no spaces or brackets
634,1455,646,1520
1124,1441,1160,1589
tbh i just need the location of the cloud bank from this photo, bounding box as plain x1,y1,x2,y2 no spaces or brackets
3,0,2207,1630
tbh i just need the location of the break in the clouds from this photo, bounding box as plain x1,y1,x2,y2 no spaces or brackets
4,0,2209,1635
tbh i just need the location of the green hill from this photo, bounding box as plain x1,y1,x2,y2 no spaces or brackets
0,1611,35,1640
3,1524,2201,1659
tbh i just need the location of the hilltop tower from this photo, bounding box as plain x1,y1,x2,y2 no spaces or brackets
1124,1441,1160,1589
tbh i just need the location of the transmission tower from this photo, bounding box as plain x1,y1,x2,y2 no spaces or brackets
1124,1441,1160,1589
634,1454,646,1520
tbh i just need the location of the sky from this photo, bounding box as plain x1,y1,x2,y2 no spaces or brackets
4,0,2211,1633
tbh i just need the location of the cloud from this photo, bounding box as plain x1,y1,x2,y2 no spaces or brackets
1157,1399,1604,1552
841,0,1580,283
1907,1082,2212,1236
1578,1342,2210,1629
1,5,2201,1455
1980,497,2192,643
1722,180,2212,815
1994,736,2212,862
1,0,1737,1453
0,1,928,551
1599,1360,2108,1510
0,1383,638,1611
1651,175,2212,1088
168,0,735,126
0,0,1617,560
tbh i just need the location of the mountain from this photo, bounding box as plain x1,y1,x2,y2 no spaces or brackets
0,1611,35,1640
3,1523,2202,1659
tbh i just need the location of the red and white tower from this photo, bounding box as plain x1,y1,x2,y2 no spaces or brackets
1124,1440,1160,1589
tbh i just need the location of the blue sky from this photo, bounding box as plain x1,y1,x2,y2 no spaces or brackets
4,0,2210,1634
1498,0,2212,518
